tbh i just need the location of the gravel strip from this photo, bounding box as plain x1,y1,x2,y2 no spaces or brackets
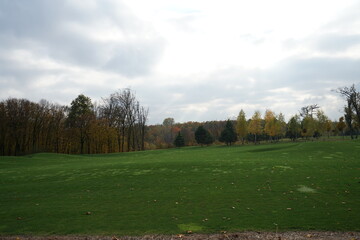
1,231,359,240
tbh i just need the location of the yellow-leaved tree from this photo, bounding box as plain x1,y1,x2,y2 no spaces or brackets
236,109,248,145
301,116,317,140
264,110,276,141
248,110,263,144
277,112,286,139
316,109,329,138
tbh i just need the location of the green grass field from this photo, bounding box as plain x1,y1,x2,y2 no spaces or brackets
0,140,359,236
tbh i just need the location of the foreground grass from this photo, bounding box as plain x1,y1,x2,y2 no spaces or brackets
0,140,359,235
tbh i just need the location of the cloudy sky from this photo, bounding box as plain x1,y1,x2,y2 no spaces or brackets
1,0,359,124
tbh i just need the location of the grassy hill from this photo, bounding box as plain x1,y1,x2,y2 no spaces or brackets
0,140,359,236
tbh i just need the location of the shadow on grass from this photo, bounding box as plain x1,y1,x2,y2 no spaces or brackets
247,143,299,153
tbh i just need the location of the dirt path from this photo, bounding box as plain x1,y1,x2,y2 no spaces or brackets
1,231,359,240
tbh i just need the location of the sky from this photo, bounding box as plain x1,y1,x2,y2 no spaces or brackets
1,0,360,124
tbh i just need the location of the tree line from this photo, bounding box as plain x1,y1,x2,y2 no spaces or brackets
146,106,345,149
0,89,148,156
1,84,358,155
146,84,360,148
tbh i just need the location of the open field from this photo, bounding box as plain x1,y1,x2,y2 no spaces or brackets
0,140,359,236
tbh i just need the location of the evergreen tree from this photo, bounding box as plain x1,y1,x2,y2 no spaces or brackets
195,126,214,146
67,94,94,154
287,115,301,141
174,132,185,147
336,117,346,138
219,120,237,146
203,131,214,145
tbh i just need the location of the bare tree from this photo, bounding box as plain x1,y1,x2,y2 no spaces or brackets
337,84,360,139
101,93,123,152
101,88,148,152
299,104,320,118
138,106,149,150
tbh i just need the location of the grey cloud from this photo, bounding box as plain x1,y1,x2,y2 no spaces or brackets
148,56,360,106
0,54,50,85
269,57,360,87
104,39,164,77
0,0,64,37
141,56,359,124
314,34,360,52
0,0,164,77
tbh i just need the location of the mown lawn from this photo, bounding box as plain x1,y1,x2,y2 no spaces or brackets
0,140,359,236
